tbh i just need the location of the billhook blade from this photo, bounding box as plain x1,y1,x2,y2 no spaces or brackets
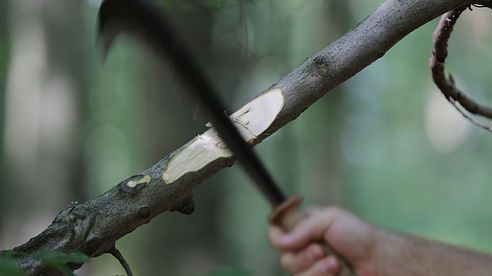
98,0,286,207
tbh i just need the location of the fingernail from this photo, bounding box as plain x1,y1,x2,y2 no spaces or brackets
308,246,323,261
321,257,338,274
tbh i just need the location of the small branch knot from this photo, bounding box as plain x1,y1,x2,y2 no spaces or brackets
174,196,195,215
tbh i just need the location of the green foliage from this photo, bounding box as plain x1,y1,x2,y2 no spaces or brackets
31,251,89,276
0,252,25,276
0,250,89,276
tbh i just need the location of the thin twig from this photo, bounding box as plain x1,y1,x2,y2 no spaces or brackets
109,246,133,276
449,98,492,132
430,3,492,132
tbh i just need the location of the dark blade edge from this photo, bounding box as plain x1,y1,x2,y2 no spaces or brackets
98,0,286,207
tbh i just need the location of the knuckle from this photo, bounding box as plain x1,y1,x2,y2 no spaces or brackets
305,206,322,215
307,243,321,251
307,243,324,258
324,206,346,217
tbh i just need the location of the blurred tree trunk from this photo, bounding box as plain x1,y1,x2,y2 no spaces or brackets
304,1,353,205
41,0,89,203
222,1,299,274
1,0,88,248
133,3,253,275
0,0,9,242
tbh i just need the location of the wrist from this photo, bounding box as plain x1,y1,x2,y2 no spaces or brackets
371,228,414,276
347,226,385,276
361,227,394,276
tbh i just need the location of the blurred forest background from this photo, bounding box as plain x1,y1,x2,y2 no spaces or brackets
1,0,492,275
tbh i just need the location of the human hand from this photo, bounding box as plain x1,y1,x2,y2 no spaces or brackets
268,207,380,276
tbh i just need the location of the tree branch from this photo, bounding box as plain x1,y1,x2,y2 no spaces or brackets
1,0,470,274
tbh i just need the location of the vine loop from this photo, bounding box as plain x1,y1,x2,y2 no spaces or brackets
430,2,492,132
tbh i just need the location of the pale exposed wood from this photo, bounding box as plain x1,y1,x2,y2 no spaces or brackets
126,175,152,188
163,129,233,184
231,88,284,143
163,89,284,184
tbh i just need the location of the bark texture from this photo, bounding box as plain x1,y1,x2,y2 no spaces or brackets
1,0,471,274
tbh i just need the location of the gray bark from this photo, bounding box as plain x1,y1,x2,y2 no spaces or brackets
1,0,468,274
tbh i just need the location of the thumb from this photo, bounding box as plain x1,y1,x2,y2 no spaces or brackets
277,209,337,251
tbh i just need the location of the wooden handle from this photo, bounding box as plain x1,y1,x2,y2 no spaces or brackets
270,196,357,276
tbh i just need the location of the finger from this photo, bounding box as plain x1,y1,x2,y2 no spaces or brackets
280,244,325,273
305,206,322,216
278,209,338,251
297,256,339,276
268,225,287,250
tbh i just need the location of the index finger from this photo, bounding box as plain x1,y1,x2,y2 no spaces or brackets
268,225,288,250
